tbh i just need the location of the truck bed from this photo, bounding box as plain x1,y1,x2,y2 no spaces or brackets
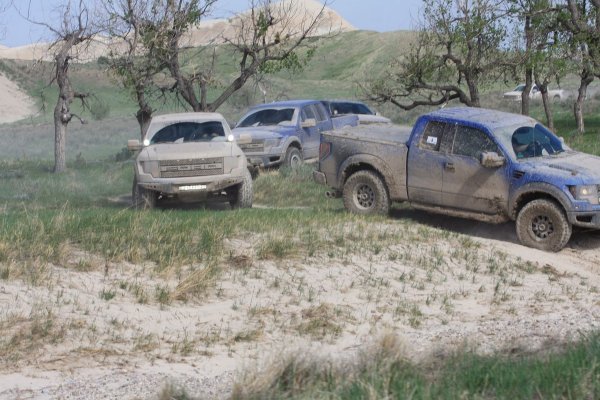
324,123,413,145
319,123,410,202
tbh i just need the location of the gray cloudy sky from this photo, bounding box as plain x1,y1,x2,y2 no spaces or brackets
1,0,423,47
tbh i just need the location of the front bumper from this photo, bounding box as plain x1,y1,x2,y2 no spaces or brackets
247,153,283,168
568,210,600,229
137,167,246,195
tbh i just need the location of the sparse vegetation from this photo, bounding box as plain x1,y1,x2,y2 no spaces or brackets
2,13,600,398
231,333,600,400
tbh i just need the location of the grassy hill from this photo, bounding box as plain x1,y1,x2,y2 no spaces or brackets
0,29,599,162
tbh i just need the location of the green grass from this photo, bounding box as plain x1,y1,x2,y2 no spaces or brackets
232,333,600,400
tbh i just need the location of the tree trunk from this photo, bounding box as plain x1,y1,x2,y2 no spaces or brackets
574,70,593,135
522,70,533,116
539,87,554,132
135,86,153,138
136,107,153,139
53,100,68,173
53,50,72,173
465,73,481,107
522,15,533,116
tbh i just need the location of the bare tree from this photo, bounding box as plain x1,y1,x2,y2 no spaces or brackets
148,0,330,112
103,0,169,137
366,0,509,110
559,0,600,134
24,0,97,173
509,1,568,129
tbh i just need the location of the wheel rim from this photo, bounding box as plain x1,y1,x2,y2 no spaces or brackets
290,153,302,168
354,184,375,209
531,214,554,239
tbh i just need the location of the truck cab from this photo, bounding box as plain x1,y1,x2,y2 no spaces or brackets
233,100,357,169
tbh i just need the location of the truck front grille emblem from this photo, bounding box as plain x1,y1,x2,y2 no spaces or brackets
159,158,224,178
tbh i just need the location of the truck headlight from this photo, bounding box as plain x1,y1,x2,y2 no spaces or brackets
264,138,281,148
141,160,160,177
569,185,600,205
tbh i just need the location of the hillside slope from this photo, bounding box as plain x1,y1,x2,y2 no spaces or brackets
0,30,415,125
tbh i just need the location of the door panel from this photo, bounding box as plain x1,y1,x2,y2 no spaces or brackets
300,105,320,159
441,125,509,214
407,121,454,206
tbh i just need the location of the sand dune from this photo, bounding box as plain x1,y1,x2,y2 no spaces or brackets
0,0,355,62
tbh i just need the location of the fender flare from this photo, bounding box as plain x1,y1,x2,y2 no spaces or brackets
280,136,302,154
337,154,398,196
509,182,572,220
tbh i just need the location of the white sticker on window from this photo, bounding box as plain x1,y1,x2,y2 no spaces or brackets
426,136,438,145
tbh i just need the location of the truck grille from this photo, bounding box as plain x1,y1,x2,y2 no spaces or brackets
159,158,224,178
239,140,265,153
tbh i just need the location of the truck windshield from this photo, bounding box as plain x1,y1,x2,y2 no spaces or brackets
149,121,226,144
237,108,295,127
497,123,567,159
329,102,374,115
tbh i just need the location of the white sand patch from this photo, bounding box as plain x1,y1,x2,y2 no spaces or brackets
0,74,35,123
0,221,599,399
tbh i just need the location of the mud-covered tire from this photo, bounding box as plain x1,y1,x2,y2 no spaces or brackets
229,169,253,209
283,147,303,169
516,199,571,252
132,177,156,210
343,170,390,215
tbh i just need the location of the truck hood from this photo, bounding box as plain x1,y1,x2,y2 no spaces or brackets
519,151,600,183
138,142,233,161
232,126,296,140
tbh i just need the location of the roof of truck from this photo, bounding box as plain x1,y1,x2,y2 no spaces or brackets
426,107,536,130
150,112,225,123
250,100,321,109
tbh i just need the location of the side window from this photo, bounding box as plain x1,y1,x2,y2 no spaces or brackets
301,105,317,122
312,104,328,122
419,121,446,152
452,125,498,158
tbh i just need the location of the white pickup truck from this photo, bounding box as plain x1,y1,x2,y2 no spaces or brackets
127,113,253,209
503,84,566,102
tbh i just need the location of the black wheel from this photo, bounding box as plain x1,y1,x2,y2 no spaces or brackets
283,147,303,169
342,170,390,215
229,169,253,209
553,95,561,101
516,199,571,252
132,177,156,210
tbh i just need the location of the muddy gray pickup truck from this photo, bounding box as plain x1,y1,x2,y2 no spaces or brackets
314,107,600,251
233,100,358,169
127,113,252,209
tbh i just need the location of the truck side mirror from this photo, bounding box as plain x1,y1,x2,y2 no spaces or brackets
301,118,317,129
480,151,505,168
127,139,142,151
237,134,253,145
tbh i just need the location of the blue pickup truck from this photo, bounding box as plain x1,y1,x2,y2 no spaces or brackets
314,107,600,251
232,100,357,169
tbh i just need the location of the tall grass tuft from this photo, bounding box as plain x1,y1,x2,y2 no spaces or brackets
230,333,600,399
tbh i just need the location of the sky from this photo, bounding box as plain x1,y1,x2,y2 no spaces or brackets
0,0,423,47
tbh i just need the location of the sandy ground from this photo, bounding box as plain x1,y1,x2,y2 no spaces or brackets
0,207,599,399
0,74,35,124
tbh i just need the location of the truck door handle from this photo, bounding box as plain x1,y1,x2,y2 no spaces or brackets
445,162,455,172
